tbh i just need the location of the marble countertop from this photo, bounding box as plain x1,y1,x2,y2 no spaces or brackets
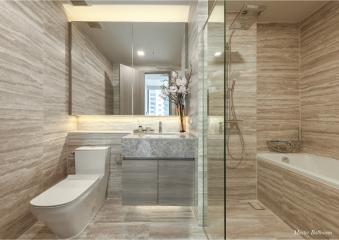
122,133,196,159
122,132,195,139
69,131,131,134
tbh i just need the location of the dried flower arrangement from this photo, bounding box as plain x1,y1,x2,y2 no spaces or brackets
161,66,192,132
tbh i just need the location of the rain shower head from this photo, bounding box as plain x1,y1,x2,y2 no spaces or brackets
230,4,265,30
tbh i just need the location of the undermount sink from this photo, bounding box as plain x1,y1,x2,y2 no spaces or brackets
121,132,196,159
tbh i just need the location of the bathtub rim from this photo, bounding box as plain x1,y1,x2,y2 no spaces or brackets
257,152,339,191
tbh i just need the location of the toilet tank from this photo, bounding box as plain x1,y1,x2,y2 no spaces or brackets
75,146,110,176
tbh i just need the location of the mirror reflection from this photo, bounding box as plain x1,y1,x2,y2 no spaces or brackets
71,21,187,115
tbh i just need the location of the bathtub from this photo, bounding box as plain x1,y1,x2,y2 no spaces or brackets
257,152,339,190
257,152,339,239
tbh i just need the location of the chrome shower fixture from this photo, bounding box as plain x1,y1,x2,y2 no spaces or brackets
230,4,265,30
226,4,265,168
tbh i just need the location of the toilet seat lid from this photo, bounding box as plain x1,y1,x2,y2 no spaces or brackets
30,175,100,207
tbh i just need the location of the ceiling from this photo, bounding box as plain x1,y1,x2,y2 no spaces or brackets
71,1,328,68
75,22,185,67
226,1,327,23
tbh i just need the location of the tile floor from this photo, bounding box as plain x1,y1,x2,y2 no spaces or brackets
19,200,303,240
227,201,302,239
19,199,206,240
206,201,303,240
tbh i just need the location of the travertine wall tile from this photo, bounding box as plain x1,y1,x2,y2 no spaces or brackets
257,23,300,152
300,2,339,159
0,1,76,238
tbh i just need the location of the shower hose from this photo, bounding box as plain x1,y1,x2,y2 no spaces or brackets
226,30,246,169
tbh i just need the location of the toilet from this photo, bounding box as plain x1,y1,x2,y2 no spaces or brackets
30,146,110,239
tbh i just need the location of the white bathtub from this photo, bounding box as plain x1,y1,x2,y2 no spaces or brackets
257,152,339,190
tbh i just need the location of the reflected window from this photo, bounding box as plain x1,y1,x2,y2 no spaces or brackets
144,73,170,116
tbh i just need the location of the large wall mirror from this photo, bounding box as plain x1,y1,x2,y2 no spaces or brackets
70,21,188,115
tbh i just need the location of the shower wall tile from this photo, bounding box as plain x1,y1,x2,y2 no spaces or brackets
256,120,300,151
300,1,339,160
0,0,76,238
257,23,300,151
301,121,339,159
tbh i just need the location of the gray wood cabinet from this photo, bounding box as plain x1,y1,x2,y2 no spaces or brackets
158,160,194,205
122,160,158,205
122,159,194,206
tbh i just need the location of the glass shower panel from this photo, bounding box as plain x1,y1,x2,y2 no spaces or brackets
203,2,225,239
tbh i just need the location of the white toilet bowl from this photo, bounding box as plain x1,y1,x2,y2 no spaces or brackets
30,146,110,239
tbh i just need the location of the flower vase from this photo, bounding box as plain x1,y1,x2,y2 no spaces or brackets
177,104,186,133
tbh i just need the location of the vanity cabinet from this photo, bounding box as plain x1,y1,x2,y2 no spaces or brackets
122,159,194,206
121,133,196,206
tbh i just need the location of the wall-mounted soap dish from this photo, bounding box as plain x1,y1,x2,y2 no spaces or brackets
266,140,302,153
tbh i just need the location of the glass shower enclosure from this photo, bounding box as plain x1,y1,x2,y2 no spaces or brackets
202,1,226,239
202,1,263,239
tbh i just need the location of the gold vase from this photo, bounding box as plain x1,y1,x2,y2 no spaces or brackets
177,104,186,133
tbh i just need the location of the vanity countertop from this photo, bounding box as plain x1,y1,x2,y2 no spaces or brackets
122,133,196,159
69,131,131,134
122,132,195,139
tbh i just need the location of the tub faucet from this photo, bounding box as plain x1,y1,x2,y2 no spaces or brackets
159,121,162,133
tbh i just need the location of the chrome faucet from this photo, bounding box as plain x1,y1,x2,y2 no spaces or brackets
159,121,162,133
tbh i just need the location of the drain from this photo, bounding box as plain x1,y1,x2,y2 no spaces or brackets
248,201,265,210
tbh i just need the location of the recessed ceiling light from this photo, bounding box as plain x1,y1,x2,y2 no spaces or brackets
137,50,145,56
214,51,222,57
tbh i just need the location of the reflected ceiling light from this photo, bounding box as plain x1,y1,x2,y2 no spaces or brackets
63,4,189,22
214,51,222,57
137,50,145,56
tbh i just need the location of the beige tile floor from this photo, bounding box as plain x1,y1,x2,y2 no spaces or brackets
19,199,207,240
206,201,303,240
19,200,303,240
227,201,303,240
